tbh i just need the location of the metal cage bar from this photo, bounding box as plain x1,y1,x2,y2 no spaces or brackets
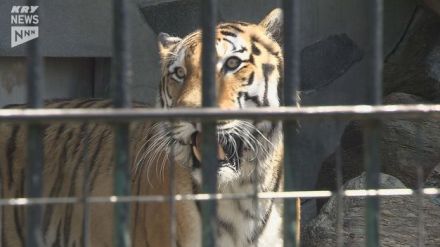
200,0,218,246
81,131,92,247
415,121,425,247
25,1,44,246
364,0,383,246
1,187,439,206
335,147,344,247
112,0,132,246
282,0,301,246
2,104,440,122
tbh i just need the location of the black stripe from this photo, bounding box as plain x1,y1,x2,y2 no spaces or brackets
6,125,19,188
262,64,274,106
63,123,88,246
219,24,244,33
239,92,261,107
251,36,279,56
88,129,111,189
43,129,74,236
14,199,24,246
54,124,66,141
249,55,255,65
220,30,237,37
251,43,261,56
74,99,100,108
237,94,243,109
53,221,62,247
217,218,237,241
248,201,273,244
99,100,114,108
234,47,247,53
63,201,74,246
50,101,74,109
165,83,173,102
222,38,236,50
243,72,255,86
192,151,201,169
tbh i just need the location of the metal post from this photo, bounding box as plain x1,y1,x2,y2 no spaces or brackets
282,0,301,246
415,122,425,247
81,131,91,247
25,1,44,246
169,141,177,247
112,0,132,246
364,0,383,246
335,147,344,247
200,0,218,246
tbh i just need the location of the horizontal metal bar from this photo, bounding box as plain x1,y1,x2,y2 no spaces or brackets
1,188,439,206
1,104,440,122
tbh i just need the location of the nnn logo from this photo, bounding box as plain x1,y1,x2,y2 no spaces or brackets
10,6,39,48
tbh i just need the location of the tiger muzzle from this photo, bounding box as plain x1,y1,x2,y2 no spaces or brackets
191,131,243,170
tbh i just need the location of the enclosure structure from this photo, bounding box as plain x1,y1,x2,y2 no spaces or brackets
0,0,440,246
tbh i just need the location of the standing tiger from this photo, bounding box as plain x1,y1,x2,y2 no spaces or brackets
1,8,299,247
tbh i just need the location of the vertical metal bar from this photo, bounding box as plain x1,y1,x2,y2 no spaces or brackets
370,0,384,105
200,0,218,246
415,121,424,247
113,0,132,246
26,1,44,246
81,129,91,247
113,0,132,108
363,122,381,247
169,137,177,247
364,0,383,246
252,127,260,247
283,0,301,246
335,147,344,247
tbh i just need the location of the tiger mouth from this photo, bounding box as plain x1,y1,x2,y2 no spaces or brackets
190,131,243,171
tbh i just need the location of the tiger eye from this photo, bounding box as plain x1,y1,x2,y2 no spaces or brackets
175,67,186,79
225,56,242,71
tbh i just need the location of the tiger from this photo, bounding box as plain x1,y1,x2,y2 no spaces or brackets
0,8,299,247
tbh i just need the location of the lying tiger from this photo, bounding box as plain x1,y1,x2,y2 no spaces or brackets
1,8,299,247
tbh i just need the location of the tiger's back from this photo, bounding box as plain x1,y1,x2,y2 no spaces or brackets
0,99,199,247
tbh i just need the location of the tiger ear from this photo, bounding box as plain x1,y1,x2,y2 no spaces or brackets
259,8,283,45
158,32,182,56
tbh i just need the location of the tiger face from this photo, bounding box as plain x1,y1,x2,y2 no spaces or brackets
157,9,284,186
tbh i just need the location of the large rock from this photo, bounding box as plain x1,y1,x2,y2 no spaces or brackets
303,173,440,246
426,164,440,188
426,164,440,207
317,93,440,209
383,6,440,100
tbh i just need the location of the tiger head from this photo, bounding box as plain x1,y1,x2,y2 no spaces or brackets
156,9,284,186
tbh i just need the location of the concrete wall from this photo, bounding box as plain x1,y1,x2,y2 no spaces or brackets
0,0,161,107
